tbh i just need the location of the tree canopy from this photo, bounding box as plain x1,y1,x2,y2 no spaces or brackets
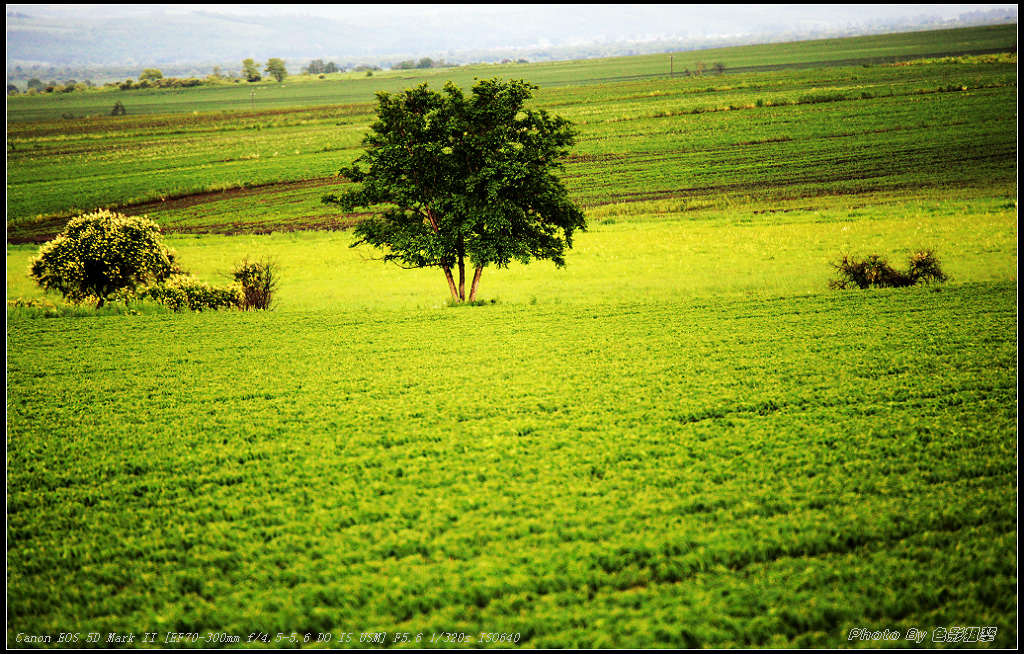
322,77,585,302
264,58,287,82
242,58,261,82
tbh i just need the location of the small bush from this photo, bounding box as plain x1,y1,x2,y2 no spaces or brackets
140,275,242,312
906,249,949,285
233,258,278,310
830,249,948,290
446,297,498,308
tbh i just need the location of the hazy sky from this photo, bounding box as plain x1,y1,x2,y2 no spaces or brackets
13,4,1019,23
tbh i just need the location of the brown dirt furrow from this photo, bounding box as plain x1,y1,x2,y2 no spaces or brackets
127,177,343,214
6,217,71,244
162,215,366,237
7,210,374,244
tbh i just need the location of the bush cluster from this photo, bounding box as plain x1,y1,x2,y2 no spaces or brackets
29,210,178,306
139,275,243,312
233,259,278,310
114,77,204,91
29,210,278,313
829,249,948,289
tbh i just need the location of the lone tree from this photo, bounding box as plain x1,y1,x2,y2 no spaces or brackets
30,210,178,306
265,58,288,82
322,78,585,302
242,58,261,82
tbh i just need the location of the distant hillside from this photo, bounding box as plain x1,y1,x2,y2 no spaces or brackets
5,4,1017,80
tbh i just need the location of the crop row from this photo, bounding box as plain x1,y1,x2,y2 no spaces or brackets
6,38,1017,230
6,74,1016,240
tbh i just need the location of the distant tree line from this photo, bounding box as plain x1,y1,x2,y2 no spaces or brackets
115,73,204,90
303,59,342,74
391,57,449,70
8,58,294,94
12,77,94,94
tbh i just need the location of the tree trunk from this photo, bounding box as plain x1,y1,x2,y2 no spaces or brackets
427,208,461,302
458,251,466,301
442,267,459,300
468,266,483,302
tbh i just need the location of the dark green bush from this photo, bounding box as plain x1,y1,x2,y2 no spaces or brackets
233,258,278,310
830,249,948,290
829,254,909,289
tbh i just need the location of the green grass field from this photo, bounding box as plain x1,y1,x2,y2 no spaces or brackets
5,24,1019,649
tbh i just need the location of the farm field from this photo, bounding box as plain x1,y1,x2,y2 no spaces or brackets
7,284,1018,648
5,23,1016,123
5,24,1019,649
5,24,1017,236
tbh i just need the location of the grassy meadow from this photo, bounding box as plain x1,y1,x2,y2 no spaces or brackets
6,24,1019,648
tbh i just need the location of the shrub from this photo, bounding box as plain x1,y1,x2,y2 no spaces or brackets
233,258,278,310
140,275,242,312
30,210,178,306
830,249,948,290
906,249,949,285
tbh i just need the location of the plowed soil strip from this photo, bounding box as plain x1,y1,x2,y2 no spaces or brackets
6,177,348,243
129,177,341,214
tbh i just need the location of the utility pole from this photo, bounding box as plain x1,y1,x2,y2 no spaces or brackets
670,55,674,78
